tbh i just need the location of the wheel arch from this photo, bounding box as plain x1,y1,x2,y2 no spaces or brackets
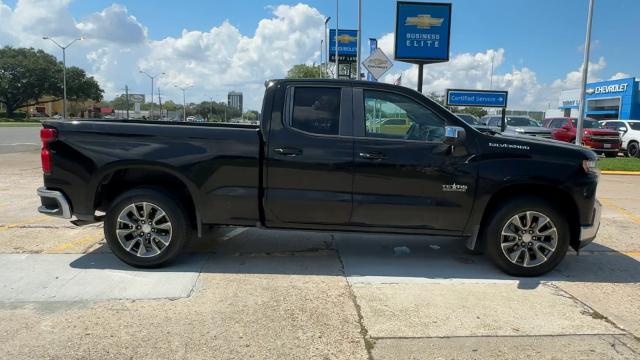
90,162,202,236
476,183,581,252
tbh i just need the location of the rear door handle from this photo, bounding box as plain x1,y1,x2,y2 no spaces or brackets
359,152,387,160
274,147,303,156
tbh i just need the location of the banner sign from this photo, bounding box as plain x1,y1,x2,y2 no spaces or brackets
363,48,393,81
329,29,358,63
367,38,378,81
395,2,452,63
446,89,508,108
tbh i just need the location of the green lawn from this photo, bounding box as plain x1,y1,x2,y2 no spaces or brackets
0,122,42,127
598,157,640,171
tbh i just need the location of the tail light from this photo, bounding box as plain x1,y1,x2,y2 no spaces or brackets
40,128,57,174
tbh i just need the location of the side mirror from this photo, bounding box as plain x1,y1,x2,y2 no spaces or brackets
444,126,466,146
619,126,627,132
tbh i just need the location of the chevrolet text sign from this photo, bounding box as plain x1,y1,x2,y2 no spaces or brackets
394,1,452,63
585,83,629,95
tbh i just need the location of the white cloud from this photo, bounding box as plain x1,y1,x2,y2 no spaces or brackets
550,56,606,90
609,72,631,80
76,4,146,44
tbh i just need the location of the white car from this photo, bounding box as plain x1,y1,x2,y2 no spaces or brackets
600,120,640,157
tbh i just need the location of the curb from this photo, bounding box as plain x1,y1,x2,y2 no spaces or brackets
601,170,640,175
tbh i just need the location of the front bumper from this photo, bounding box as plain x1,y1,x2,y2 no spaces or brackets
37,187,71,219
578,199,601,248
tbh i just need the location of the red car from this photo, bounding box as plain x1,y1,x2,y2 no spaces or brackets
543,117,621,157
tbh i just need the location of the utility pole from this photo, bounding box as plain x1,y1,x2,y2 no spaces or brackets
576,0,595,146
320,40,324,78
124,85,130,119
175,85,191,122
157,88,163,119
210,97,214,122
490,52,495,89
324,17,331,78
356,0,362,80
42,36,84,118
139,70,165,120
335,0,339,79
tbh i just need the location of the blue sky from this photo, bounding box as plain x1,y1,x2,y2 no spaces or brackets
1,0,637,110
52,0,639,84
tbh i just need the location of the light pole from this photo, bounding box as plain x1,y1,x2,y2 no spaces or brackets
42,36,84,119
335,0,339,79
324,16,331,78
175,85,192,122
139,70,165,120
356,0,362,80
576,0,595,146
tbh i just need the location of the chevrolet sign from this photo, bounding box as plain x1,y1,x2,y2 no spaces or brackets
585,83,628,95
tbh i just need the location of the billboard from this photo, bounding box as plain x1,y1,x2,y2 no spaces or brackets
329,29,358,63
128,94,145,103
395,2,452,63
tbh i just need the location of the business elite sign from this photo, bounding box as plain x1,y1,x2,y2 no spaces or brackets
395,2,452,63
329,29,358,63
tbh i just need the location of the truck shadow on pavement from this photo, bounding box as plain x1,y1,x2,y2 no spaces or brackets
70,227,640,290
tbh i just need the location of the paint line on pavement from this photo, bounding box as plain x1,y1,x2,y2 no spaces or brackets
600,197,640,224
47,235,103,253
0,216,49,231
220,227,248,242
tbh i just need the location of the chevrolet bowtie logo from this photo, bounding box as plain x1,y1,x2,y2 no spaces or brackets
336,34,357,43
405,14,444,29
585,88,595,95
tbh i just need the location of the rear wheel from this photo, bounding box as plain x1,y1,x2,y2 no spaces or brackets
104,188,191,268
628,142,639,158
484,197,570,276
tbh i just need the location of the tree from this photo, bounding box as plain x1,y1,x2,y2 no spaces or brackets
286,64,323,79
457,107,488,118
0,46,103,115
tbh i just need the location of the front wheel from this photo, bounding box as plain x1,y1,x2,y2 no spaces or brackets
484,197,570,276
104,188,191,268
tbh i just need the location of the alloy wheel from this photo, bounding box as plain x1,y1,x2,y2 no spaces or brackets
116,202,172,258
500,211,558,267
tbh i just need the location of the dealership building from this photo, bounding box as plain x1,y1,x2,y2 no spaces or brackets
547,77,640,120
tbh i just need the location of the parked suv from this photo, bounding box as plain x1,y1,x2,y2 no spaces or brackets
599,120,640,157
481,115,552,138
543,117,621,157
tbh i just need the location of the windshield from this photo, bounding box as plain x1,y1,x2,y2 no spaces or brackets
570,119,603,129
456,114,481,125
506,117,539,127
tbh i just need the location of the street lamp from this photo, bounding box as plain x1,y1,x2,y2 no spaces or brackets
42,36,84,119
139,70,165,120
324,16,331,78
175,85,192,122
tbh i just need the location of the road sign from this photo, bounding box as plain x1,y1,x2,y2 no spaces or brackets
395,2,452,64
329,29,358,63
128,94,145,103
446,89,508,108
363,48,393,81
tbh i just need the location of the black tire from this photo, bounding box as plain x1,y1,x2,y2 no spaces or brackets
604,152,618,158
104,187,191,268
628,142,640,158
484,196,570,277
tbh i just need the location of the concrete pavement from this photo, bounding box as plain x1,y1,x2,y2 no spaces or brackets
1,150,640,359
0,126,40,154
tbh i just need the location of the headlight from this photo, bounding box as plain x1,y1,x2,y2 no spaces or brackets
515,128,525,133
582,159,598,173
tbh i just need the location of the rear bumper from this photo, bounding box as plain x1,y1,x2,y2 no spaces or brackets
578,199,601,248
37,187,71,219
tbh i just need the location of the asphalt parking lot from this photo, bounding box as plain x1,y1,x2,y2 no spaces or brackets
1,149,640,359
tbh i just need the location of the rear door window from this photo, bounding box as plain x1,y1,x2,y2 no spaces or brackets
291,87,341,135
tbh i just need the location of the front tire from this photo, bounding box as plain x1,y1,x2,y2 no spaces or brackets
484,197,570,276
104,188,191,268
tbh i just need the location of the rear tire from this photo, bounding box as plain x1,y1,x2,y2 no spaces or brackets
628,142,639,158
484,197,570,277
104,187,191,268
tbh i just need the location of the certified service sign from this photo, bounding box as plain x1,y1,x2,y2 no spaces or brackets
394,2,452,63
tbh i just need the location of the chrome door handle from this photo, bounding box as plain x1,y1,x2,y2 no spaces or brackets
359,152,386,160
274,147,302,156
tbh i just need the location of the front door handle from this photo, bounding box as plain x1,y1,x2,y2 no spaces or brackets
274,147,303,157
359,152,387,160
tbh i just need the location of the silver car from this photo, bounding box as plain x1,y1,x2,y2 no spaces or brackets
481,115,552,138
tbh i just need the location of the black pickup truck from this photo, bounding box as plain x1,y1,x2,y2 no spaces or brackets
37,79,601,276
